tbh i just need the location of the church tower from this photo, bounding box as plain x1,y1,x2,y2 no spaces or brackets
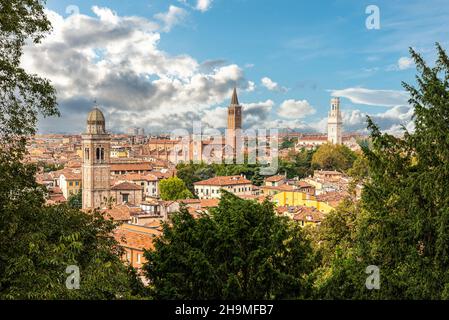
327,97,342,144
82,107,111,209
226,87,242,159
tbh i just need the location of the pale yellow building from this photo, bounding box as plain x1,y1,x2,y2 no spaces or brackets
59,171,82,200
272,191,335,213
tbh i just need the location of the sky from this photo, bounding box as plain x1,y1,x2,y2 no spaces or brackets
25,0,449,135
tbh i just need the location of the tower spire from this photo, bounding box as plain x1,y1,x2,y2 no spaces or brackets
231,87,239,105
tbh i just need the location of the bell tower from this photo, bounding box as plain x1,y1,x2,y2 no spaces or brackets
82,107,111,209
327,97,343,144
226,87,242,160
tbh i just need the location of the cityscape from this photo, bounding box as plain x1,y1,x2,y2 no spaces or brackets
2,0,449,313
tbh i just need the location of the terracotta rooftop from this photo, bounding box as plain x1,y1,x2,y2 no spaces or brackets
103,204,141,221
261,184,295,192
61,171,81,180
199,198,220,208
297,135,328,141
119,173,159,182
111,181,143,191
110,162,153,172
265,175,286,182
293,207,325,223
194,175,251,186
113,224,160,251
179,199,201,204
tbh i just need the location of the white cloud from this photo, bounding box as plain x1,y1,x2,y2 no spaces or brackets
277,99,315,119
261,77,278,91
23,7,254,133
92,6,119,25
330,88,409,107
398,56,414,70
196,0,213,12
154,5,187,32
261,77,288,92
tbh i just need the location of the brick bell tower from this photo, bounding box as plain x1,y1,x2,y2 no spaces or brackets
226,87,242,160
82,106,111,209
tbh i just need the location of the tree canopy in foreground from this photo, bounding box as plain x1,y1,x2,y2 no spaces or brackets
143,191,315,299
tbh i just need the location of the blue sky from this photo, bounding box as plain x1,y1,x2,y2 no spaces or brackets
28,0,449,134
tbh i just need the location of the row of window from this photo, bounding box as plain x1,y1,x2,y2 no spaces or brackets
196,186,250,194
84,146,106,162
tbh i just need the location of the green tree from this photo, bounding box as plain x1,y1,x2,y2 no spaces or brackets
278,148,315,179
311,143,356,171
309,199,369,299
1,205,142,299
280,137,295,150
314,44,449,299
159,176,193,200
143,192,314,299
0,0,142,299
176,161,215,194
67,191,82,209
354,44,449,299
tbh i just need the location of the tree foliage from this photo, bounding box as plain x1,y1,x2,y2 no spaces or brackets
280,137,296,150
67,191,82,209
143,192,315,299
278,148,316,179
311,143,357,172
313,43,449,299
159,176,193,201
0,0,142,299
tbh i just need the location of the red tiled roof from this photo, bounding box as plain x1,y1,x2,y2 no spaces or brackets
265,175,285,182
194,175,251,186
103,204,141,221
298,135,328,141
179,199,201,204
111,181,143,190
113,224,159,251
261,184,295,192
199,198,219,208
110,163,153,172
119,173,158,182
293,207,325,223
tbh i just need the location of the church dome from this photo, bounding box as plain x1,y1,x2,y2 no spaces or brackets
87,107,105,124
86,107,106,134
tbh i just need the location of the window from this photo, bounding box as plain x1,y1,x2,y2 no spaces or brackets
69,182,73,186
122,194,129,203
85,148,89,160
96,147,100,160
75,181,79,186
100,147,105,161
137,254,141,264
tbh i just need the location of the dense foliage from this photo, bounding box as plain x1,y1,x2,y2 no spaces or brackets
176,161,266,193
143,192,315,299
312,43,449,299
311,143,357,172
159,176,193,200
0,0,141,299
